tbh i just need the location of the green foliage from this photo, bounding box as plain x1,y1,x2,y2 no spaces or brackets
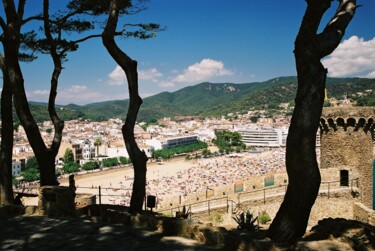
63,162,80,173
63,148,74,163
119,156,131,165
25,157,39,171
153,141,208,159
209,212,224,223
22,156,40,182
201,148,212,157
258,211,271,224
82,161,100,171
12,177,20,186
22,168,40,182
102,157,119,167
3,77,375,123
213,131,246,153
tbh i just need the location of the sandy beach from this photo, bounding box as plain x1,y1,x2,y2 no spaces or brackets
23,149,288,207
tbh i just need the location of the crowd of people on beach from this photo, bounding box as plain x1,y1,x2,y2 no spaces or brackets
145,148,287,200
74,147,322,207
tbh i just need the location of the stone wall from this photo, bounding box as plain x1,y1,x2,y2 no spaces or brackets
320,107,374,209
38,186,75,217
158,171,288,209
75,193,96,208
353,202,375,225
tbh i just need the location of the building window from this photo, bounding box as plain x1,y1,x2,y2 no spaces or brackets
340,170,349,187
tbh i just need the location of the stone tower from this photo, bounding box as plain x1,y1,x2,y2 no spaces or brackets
320,107,375,209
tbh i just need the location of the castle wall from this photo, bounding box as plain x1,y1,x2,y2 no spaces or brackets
320,107,374,209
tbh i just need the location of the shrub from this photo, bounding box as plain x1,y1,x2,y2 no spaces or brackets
258,211,271,224
63,162,80,173
102,157,119,167
22,168,40,182
210,212,224,223
119,156,131,165
82,161,100,170
12,177,20,186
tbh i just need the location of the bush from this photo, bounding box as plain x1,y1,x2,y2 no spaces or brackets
22,168,40,182
63,162,80,173
153,141,208,159
12,177,20,186
119,156,131,165
25,157,39,171
102,157,119,167
209,212,224,223
82,161,100,171
258,211,271,224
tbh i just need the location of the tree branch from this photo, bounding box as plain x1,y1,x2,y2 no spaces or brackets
0,17,6,31
71,33,102,44
22,15,43,25
17,0,26,19
317,0,357,58
43,0,64,154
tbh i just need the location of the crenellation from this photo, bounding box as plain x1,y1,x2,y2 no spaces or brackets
320,107,374,210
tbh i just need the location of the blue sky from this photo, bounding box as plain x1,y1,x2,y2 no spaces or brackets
4,0,375,105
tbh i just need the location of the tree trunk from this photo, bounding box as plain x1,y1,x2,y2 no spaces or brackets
1,1,62,186
268,0,357,244
0,57,15,205
102,0,148,214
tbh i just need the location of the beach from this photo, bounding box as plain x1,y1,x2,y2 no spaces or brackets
23,148,289,207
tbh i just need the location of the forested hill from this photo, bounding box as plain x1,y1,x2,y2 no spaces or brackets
5,76,375,123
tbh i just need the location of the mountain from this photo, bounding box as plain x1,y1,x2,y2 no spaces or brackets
5,76,375,123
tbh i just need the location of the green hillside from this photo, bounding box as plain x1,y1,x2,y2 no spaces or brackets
3,76,375,123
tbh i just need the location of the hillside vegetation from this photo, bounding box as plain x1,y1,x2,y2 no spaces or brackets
4,76,375,123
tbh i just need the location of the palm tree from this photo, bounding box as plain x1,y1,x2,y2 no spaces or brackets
94,138,102,159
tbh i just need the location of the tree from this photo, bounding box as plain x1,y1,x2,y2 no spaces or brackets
94,138,102,158
63,162,80,173
101,0,160,214
267,0,357,244
0,0,45,203
25,157,39,170
63,148,75,164
0,54,14,204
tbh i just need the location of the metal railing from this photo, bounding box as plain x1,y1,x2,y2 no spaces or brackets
157,196,229,217
16,176,360,217
157,178,360,216
237,178,359,205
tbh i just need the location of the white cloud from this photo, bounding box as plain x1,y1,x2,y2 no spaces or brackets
108,66,163,85
174,58,234,83
108,66,126,85
322,36,375,78
158,81,175,88
32,90,49,96
68,85,88,93
139,68,162,81
367,71,375,78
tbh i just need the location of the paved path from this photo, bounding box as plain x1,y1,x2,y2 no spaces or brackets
0,215,219,251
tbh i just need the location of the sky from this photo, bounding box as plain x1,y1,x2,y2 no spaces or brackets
3,0,375,105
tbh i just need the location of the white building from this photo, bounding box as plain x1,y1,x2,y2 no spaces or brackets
238,126,320,147
195,128,216,142
238,127,288,147
107,147,129,158
71,139,96,161
145,135,199,151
